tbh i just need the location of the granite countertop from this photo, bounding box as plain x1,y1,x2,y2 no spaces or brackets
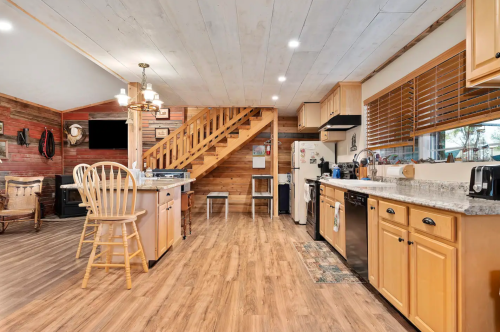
319,179,499,216
61,178,195,191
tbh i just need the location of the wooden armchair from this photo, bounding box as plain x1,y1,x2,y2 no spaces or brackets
0,176,44,234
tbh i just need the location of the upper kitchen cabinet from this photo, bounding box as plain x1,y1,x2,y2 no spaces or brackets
319,82,362,126
297,102,321,132
466,0,500,87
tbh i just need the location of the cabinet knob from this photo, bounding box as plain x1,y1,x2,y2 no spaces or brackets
408,241,414,245
398,237,404,242
422,217,436,226
386,208,395,214
496,52,500,59
370,206,375,210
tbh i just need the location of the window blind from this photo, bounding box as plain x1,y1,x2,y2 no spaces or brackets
366,80,414,150
414,50,500,136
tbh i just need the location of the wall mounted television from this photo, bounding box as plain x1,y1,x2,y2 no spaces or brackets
88,120,128,149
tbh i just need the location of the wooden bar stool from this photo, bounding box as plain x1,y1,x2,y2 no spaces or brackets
81,162,148,290
207,192,229,219
181,191,194,239
73,164,99,259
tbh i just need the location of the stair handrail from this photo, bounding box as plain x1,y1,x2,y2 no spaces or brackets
171,107,260,170
142,107,210,165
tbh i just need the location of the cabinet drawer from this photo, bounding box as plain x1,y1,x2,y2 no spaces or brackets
320,185,326,195
158,189,174,205
410,208,456,242
325,186,335,199
379,200,408,225
335,189,345,204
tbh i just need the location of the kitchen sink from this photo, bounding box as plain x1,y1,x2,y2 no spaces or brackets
326,179,396,187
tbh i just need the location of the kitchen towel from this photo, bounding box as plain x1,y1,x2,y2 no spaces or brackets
304,183,311,203
334,201,340,232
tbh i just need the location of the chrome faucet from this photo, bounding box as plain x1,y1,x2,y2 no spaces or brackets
353,148,378,179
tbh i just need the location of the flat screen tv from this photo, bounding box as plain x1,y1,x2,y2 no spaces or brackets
88,120,128,149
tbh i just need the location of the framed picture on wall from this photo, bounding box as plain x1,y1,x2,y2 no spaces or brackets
0,121,3,135
0,139,8,159
155,108,170,119
155,128,169,138
252,145,265,156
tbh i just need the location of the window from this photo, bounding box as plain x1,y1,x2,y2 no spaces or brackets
375,119,500,163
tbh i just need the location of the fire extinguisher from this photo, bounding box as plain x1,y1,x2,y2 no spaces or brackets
266,145,271,155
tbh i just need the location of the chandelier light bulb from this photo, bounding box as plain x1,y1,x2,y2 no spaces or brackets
115,88,130,107
152,94,164,107
143,83,156,103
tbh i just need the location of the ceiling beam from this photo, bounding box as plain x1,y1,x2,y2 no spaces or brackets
360,0,466,84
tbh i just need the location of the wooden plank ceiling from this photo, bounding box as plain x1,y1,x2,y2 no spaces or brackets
7,0,462,115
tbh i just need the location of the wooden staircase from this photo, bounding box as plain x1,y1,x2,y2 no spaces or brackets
143,107,275,179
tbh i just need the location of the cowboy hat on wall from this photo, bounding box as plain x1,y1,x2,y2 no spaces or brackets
64,124,87,146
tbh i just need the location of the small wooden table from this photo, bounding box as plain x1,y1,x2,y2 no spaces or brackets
207,192,229,219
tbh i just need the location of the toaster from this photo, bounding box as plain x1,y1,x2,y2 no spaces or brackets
468,165,500,200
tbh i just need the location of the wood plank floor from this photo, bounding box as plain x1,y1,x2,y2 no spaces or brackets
0,213,417,332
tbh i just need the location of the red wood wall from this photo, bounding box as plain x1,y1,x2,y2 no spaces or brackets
0,96,63,215
62,101,128,174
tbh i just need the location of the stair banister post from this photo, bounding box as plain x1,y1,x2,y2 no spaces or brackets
272,108,279,218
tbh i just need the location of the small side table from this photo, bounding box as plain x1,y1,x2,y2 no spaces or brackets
181,191,194,239
207,192,229,219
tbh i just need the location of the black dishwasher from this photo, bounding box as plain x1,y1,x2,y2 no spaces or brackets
345,191,368,280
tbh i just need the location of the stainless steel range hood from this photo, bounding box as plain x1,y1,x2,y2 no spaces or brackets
318,115,361,131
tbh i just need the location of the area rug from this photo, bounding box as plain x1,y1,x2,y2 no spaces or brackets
293,241,364,283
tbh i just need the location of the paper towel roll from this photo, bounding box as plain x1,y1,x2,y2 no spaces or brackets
387,166,406,178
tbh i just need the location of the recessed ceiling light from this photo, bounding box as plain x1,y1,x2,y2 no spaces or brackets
288,40,300,48
0,21,12,32
272,96,279,101
278,76,286,82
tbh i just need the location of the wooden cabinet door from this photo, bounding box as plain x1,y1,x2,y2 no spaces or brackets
379,221,409,317
409,233,457,332
333,205,346,259
326,94,334,119
167,200,175,248
157,202,168,258
333,89,340,116
467,0,500,85
319,197,326,237
320,102,328,125
325,199,334,245
368,198,379,288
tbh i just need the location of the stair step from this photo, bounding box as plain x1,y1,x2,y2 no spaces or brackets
204,152,216,157
250,117,262,121
227,134,239,138
238,125,250,130
215,142,227,147
191,160,204,165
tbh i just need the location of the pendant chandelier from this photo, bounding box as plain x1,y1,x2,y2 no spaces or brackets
115,63,163,113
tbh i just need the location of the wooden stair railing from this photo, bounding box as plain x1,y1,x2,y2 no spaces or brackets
142,107,258,170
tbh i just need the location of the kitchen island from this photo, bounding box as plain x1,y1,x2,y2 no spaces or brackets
62,178,195,267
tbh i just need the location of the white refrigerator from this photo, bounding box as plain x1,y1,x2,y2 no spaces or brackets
291,141,336,224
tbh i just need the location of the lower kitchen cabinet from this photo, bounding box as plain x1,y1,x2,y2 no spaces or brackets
367,198,379,288
167,200,175,247
324,198,335,244
379,220,409,317
410,233,457,332
157,202,169,257
319,197,326,237
332,206,346,258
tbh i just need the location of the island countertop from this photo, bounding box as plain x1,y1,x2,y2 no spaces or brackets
61,178,196,191
319,179,500,216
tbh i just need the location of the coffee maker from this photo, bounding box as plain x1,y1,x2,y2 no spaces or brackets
468,165,500,200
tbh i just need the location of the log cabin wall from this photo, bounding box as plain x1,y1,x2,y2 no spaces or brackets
0,95,63,215
190,116,319,213
63,102,185,174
